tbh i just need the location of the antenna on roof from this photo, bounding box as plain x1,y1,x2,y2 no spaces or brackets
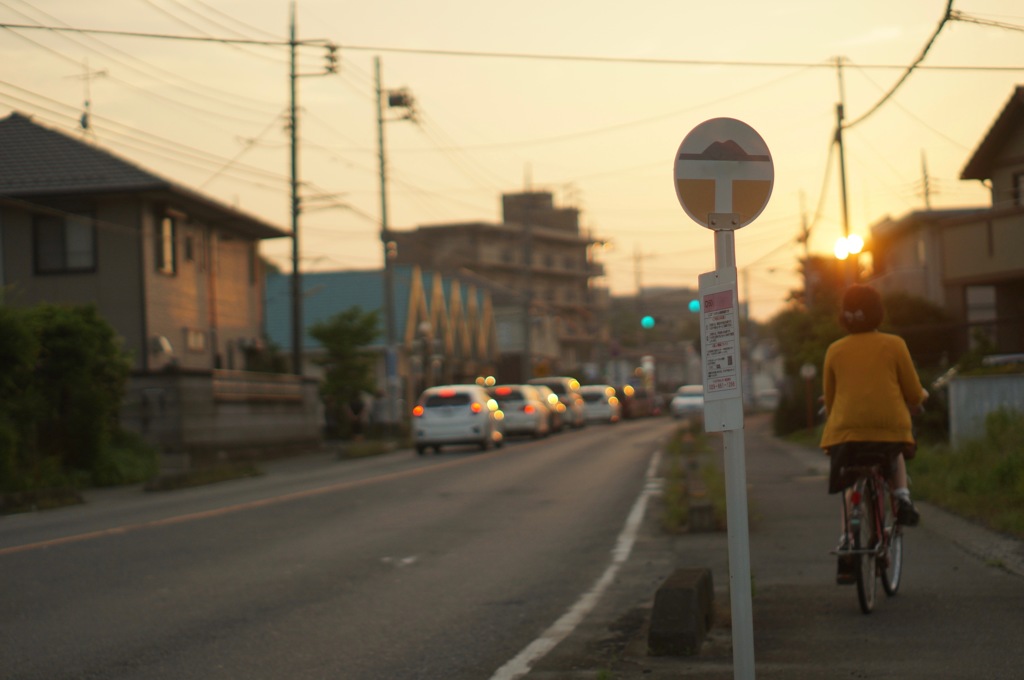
70,59,107,137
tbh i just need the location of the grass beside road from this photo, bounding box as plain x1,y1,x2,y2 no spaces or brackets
785,409,1024,540
912,410,1024,539
661,422,727,533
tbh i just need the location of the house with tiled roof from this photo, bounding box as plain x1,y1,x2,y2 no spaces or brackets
870,86,1024,357
0,112,322,464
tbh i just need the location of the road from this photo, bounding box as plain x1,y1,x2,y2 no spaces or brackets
5,413,1023,680
0,417,676,680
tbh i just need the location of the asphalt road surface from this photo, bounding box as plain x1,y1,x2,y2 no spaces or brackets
4,413,1022,680
0,417,676,680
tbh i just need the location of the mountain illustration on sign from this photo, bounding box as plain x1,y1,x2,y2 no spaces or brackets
678,139,770,162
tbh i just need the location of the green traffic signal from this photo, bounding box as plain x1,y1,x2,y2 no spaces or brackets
641,315,655,329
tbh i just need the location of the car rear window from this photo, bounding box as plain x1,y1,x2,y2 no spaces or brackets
581,393,603,403
424,393,471,407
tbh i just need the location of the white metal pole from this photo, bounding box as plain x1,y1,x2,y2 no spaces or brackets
714,229,755,680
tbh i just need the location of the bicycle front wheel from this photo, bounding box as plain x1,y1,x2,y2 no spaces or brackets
881,488,904,596
854,479,878,614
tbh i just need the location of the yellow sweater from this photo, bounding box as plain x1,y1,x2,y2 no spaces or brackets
819,331,925,449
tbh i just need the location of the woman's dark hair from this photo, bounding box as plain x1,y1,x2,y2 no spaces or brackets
839,284,884,333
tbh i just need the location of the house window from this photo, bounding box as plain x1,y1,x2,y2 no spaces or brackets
157,215,177,275
966,285,997,350
33,212,96,274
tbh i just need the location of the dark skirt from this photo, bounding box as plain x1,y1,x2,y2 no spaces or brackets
826,441,907,494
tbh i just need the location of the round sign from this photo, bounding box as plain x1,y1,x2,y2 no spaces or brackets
800,363,817,381
673,118,774,230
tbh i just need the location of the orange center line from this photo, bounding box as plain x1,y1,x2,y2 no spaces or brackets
0,450,502,557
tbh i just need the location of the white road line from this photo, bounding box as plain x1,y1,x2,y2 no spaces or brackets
489,447,664,680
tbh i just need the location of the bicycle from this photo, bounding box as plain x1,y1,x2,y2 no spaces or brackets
831,451,904,614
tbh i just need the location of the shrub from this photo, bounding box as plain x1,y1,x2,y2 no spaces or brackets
0,303,131,492
91,429,160,487
24,304,131,475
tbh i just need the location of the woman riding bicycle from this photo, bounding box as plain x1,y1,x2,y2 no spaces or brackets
820,284,928,530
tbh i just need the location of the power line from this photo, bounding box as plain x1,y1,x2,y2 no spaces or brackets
136,0,284,65
183,0,284,41
950,9,1024,33
3,21,1022,73
335,41,1022,72
0,1,283,118
844,0,955,129
0,79,288,184
0,20,294,45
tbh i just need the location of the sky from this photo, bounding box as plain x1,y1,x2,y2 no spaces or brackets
1,1,1022,321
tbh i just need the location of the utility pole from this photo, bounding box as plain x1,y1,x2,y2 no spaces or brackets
375,57,416,433
285,3,338,376
921,150,933,208
375,56,396,430
800,193,813,308
288,2,302,375
834,57,853,286
520,198,534,381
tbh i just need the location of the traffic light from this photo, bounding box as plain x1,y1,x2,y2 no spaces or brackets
688,299,700,313
640,315,655,329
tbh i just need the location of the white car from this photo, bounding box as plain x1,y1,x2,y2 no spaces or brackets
578,384,621,424
412,385,504,455
670,385,705,420
488,384,551,439
528,376,586,429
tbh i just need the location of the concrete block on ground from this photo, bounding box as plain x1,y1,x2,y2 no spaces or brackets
688,498,716,532
647,567,714,656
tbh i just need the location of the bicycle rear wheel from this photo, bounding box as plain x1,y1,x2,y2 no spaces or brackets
854,479,878,614
881,487,903,596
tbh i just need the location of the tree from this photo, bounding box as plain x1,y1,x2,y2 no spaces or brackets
881,291,955,368
309,307,381,436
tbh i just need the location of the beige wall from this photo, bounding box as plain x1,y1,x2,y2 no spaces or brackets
141,207,265,372
988,125,1024,208
943,213,1024,283
1,199,146,367
2,196,269,374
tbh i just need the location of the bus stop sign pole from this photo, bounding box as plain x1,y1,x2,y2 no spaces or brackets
674,118,774,680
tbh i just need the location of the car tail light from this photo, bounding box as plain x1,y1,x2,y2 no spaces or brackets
412,405,424,417
523,404,535,414
495,386,513,396
470,402,483,413
439,388,456,397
